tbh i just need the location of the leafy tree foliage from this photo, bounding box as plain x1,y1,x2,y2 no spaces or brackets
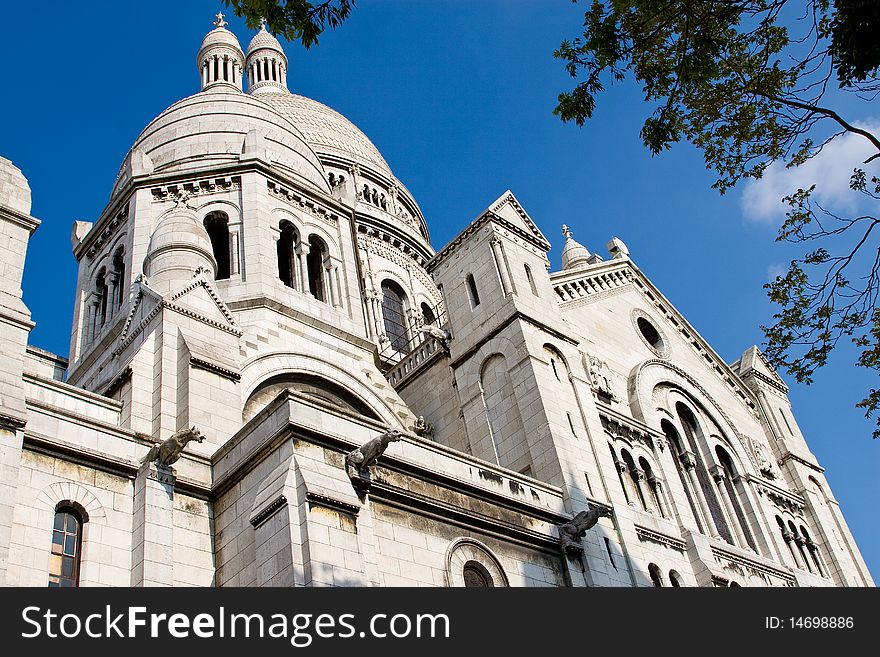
555,1,880,438
223,0,354,49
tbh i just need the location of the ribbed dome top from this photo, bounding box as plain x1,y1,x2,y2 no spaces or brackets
261,93,392,177
561,225,592,270
247,25,286,59
200,26,243,52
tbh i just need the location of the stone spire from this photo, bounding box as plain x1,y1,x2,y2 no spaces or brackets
197,13,246,92
246,20,289,95
560,225,592,270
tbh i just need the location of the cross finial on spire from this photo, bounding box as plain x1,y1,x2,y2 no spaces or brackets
214,12,227,28
562,224,572,239
259,16,268,30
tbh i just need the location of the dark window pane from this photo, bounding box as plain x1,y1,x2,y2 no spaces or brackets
54,513,65,531
59,579,73,588
64,534,76,556
52,531,64,554
66,514,77,533
48,579,59,587
62,556,74,577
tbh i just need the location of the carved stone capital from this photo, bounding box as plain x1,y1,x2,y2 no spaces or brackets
679,451,697,470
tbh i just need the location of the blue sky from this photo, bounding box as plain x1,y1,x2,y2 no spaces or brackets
1,1,877,580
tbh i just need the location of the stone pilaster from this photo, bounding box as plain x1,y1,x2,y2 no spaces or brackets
131,461,175,586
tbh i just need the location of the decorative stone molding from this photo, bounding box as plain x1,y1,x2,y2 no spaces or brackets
445,538,509,587
151,176,241,204
599,406,661,453
85,202,129,261
750,476,805,514
711,546,795,586
553,263,634,305
267,179,339,226
631,308,671,358
249,495,287,528
634,525,686,551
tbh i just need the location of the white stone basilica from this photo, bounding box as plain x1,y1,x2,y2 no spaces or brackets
0,15,873,588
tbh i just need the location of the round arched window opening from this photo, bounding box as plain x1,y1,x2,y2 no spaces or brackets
462,560,494,587
637,317,664,352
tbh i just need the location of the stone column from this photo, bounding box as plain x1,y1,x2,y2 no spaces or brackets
295,243,310,296
711,465,748,549
490,238,513,296
681,451,716,536
131,461,175,587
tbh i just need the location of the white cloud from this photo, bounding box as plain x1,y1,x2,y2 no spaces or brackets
767,263,787,281
741,120,880,224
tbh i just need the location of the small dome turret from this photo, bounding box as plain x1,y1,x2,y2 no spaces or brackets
197,13,245,92
143,205,217,291
561,225,592,270
246,19,289,95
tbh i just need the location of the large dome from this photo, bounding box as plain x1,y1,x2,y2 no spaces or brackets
112,91,329,196
261,93,393,178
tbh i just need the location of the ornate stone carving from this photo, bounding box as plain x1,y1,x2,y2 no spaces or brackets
141,426,204,469
345,428,404,487
411,416,434,438
750,437,777,479
419,325,451,354
587,355,616,400
559,503,613,554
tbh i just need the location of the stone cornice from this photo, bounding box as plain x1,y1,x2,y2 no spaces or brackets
0,205,40,233
599,403,665,452
634,525,686,551
427,209,549,272
747,474,806,514
711,545,796,585
267,178,340,226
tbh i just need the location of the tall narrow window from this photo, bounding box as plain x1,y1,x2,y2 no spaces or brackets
790,520,812,572
95,269,108,328
662,419,703,532
648,563,664,587
524,263,538,295
381,280,408,352
466,274,480,307
610,444,630,505
112,248,126,309
677,403,733,544
640,456,665,517
277,221,297,289
307,236,327,301
204,212,231,280
715,446,757,550
48,507,83,587
622,449,647,510
776,516,800,567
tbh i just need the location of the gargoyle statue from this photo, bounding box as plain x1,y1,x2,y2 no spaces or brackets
141,426,205,469
559,504,613,554
411,416,433,437
419,325,451,354
345,428,404,477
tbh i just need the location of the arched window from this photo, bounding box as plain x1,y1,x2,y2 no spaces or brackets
800,525,825,576
648,563,664,587
381,280,409,352
609,444,630,504
420,302,436,326
621,449,647,510
677,403,733,544
204,211,231,280
669,570,684,587
48,506,83,587
462,561,494,587
715,445,758,550
307,236,327,301
277,221,297,289
639,456,665,517
524,263,538,296
112,247,126,310
95,268,108,329
776,515,800,567
662,419,702,532
466,274,480,307
790,519,812,572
